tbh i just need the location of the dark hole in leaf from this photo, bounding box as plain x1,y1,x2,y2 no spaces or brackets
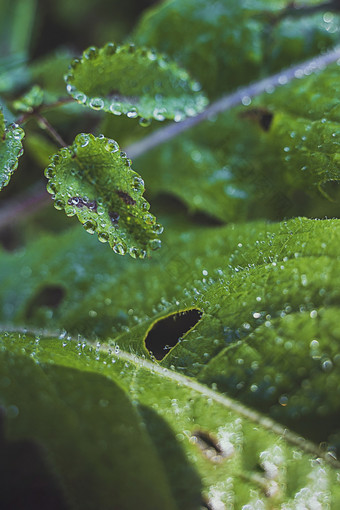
0,409,69,509
26,285,65,319
191,430,228,463
200,498,214,510
145,308,203,360
240,108,273,131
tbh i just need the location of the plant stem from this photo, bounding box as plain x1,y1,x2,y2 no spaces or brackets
0,182,50,230
34,114,67,147
1,46,340,227
127,45,340,159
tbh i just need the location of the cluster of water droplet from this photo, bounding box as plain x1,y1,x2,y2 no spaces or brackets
0,122,25,189
44,133,163,258
64,42,208,123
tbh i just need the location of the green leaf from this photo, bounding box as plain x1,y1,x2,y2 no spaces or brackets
136,62,340,223
12,85,44,113
64,42,208,122
1,330,340,509
3,214,340,454
0,109,24,190
44,133,163,258
132,0,339,98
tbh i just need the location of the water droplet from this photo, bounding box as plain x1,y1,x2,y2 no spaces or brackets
149,238,161,250
153,108,166,121
75,133,90,148
109,103,122,115
74,92,87,104
44,166,55,179
11,126,24,140
279,395,288,406
89,97,104,110
83,220,97,234
127,107,138,118
241,95,251,106
133,176,144,192
105,139,119,153
83,46,98,60
143,213,155,225
322,359,333,372
54,199,64,210
46,182,57,194
113,242,127,255
129,247,140,258
152,223,164,235
98,232,109,243
139,117,151,127
103,42,116,55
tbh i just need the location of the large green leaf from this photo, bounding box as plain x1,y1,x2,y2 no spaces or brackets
0,109,24,190
132,0,340,98
1,330,340,509
135,62,340,223
2,214,340,453
64,42,208,122
44,133,163,258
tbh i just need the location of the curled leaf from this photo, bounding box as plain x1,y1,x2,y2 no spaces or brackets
64,42,208,122
44,133,163,258
0,109,25,190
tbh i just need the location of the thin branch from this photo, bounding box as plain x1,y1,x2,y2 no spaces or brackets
16,96,74,124
127,45,340,159
1,46,340,228
34,114,67,147
0,182,50,230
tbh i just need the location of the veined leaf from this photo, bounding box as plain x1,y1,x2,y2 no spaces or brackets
44,133,163,258
0,109,24,190
132,0,339,98
64,42,208,122
1,330,340,509
2,214,340,454
136,62,340,223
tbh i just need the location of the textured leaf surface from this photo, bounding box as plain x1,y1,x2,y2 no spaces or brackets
65,43,208,122
136,62,340,223
44,133,163,258
2,215,340,454
0,109,24,190
132,0,340,98
1,330,340,509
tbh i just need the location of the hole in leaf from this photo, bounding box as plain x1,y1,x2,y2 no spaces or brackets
200,498,215,510
240,108,274,131
26,285,65,319
191,430,227,463
145,308,203,360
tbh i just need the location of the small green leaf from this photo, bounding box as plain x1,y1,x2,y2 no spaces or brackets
44,133,163,258
0,109,25,190
64,42,208,122
12,84,44,113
